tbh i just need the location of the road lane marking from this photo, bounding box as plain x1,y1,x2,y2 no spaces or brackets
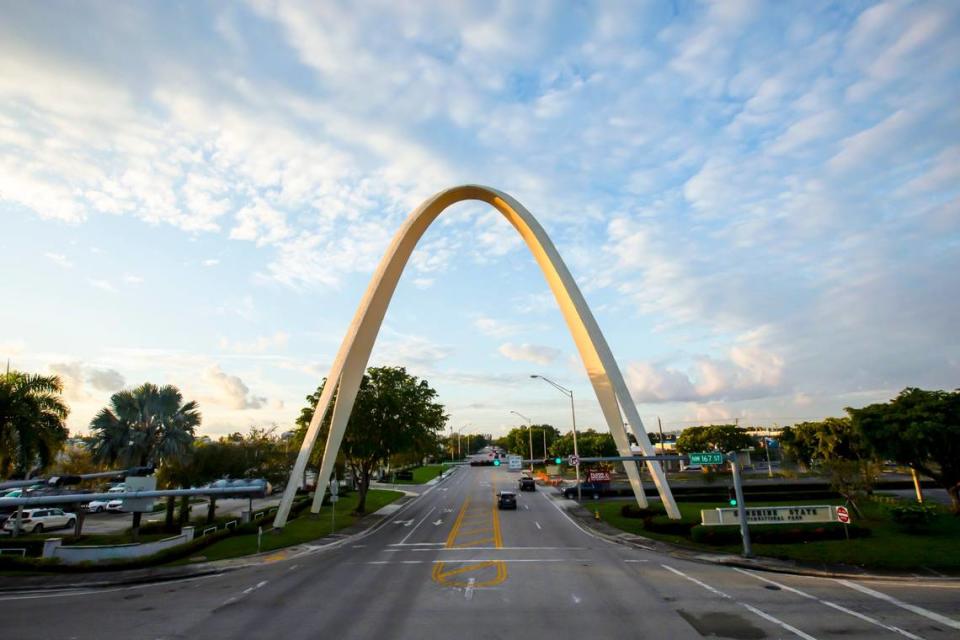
389,542,444,547
624,559,648,563
398,506,435,544
0,573,225,602
242,580,268,595
661,565,818,640
534,521,542,530
431,472,507,589
838,580,960,631
733,569,924,640
465,577,476,601
412,546,586,552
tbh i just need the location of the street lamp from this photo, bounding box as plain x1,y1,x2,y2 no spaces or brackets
531,374,581,502
510,410,535,472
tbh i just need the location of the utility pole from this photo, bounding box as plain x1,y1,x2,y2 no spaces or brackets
531,375,581,501
510,410,534,472
657,416,665,456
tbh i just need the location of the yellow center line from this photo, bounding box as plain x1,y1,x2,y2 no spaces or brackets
430,470,508,589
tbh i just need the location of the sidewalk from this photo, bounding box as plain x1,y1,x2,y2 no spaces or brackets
555,494,960,583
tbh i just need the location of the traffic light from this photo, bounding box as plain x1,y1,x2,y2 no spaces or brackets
554,457,562,465
493,459,501,466
727,487,738,507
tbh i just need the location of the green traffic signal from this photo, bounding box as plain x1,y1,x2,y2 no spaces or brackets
493,459,501,466
554,457,562,464
729,498,738,506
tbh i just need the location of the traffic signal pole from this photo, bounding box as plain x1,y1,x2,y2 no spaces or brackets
728,452,752,558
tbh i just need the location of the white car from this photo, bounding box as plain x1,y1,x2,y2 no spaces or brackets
86,486,126,513
2,508,76,534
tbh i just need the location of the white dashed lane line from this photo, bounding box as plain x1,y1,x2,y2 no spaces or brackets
733,569,924,640
660,564,818,640
838,579,960,632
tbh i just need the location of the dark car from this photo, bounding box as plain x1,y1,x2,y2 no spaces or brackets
562,482,617,500
497,491,517,510
518,476,536,491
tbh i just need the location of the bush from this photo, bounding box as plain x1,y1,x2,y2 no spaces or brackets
620,504,666,519
691,522,871,546
889,504,939,531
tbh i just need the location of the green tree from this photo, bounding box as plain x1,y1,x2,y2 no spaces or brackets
779,422,821,469
89,383,200,535
296,366,448,514
549,429,617,459
0,371,69,477
675,425,755,456
849,388,960,514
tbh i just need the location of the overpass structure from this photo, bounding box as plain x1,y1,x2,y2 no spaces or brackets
274,185,680,527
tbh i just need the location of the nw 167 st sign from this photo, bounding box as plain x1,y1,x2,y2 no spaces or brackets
700,505,853,526
688,452,726,465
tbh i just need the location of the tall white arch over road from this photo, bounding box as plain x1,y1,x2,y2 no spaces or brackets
273,185,680,527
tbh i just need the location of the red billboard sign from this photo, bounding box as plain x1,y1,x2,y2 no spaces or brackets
587,470,611,483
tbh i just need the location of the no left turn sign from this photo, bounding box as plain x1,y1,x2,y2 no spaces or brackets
567,454,580,466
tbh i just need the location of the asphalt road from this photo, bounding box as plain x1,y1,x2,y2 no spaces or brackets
1,466,958,639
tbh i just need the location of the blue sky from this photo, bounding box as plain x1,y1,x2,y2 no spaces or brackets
1,0,958,439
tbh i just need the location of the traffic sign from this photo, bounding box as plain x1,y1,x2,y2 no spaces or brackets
567,454,579,466
689,452,726,465
329,479,339,496
836,505,851,524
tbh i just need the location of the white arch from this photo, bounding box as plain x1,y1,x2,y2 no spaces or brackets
273,185,679,528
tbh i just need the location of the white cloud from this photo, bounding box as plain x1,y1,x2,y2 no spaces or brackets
87,279,116,293
473,316,521,338
44,252,74,269
203,365,266,410
202,259,220,267
626,340,785,404
219,331,289,354
371,333,452,368
497,342,561,365
48,361,125,400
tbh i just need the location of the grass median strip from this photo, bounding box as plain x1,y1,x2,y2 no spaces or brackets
391,464,445,484
592,498,960,572
179,489,404,563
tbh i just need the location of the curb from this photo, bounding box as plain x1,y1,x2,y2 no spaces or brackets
0,474,459,594
552,493,960,584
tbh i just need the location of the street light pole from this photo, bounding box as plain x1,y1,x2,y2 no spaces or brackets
531,375,581,502
510,410,534,472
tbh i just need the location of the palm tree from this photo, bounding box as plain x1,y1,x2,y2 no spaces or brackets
0,372,69,477
89,383,199,468
89,383,200,538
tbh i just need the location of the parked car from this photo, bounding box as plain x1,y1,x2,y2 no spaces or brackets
518,476,536,491
87,485,126,513
497,491,517,510
2,508,76,534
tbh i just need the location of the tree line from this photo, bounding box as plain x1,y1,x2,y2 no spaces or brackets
1,365,449,532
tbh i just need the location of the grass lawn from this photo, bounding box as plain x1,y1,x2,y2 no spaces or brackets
392,464,445,484
182,489,403,563
593,498,960,572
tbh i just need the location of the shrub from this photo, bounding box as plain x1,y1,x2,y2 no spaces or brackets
620,504,666,519
690,522,870,545
889,504,938,531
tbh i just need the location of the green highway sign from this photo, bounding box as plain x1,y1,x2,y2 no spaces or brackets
689,452,726,465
